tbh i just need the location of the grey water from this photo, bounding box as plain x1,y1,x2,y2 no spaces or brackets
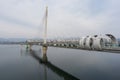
0,45,120,80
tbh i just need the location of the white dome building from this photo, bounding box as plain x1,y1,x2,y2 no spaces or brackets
79,34,118,50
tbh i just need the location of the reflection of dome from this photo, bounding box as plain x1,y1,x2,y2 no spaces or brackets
79,34,118,50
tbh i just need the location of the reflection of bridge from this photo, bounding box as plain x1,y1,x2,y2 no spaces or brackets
22,49,80,80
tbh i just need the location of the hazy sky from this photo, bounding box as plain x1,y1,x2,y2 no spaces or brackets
0,0,120,38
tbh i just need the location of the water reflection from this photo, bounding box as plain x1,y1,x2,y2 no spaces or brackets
22,48,80,80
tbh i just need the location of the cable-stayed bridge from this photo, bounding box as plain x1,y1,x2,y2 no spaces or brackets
24,6,120,53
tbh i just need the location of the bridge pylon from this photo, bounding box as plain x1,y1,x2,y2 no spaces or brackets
42,6,48,56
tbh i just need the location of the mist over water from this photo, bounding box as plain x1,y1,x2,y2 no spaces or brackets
0,45,120,80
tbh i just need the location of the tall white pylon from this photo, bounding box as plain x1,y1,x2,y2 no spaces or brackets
43,6,48,45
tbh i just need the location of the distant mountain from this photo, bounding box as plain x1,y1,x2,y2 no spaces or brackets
7,38,28,42
0,38,43,42
0,38,27,42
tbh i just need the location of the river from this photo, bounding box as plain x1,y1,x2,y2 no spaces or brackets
0,45,120,80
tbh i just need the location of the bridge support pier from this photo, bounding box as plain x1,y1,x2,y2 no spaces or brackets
42,45,48,63
26,44,32,50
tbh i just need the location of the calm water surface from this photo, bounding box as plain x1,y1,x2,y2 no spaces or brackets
0,45,120,80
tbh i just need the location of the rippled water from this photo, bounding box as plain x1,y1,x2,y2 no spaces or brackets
0,45,120,80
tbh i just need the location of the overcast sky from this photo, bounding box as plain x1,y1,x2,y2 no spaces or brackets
0,0,120,38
